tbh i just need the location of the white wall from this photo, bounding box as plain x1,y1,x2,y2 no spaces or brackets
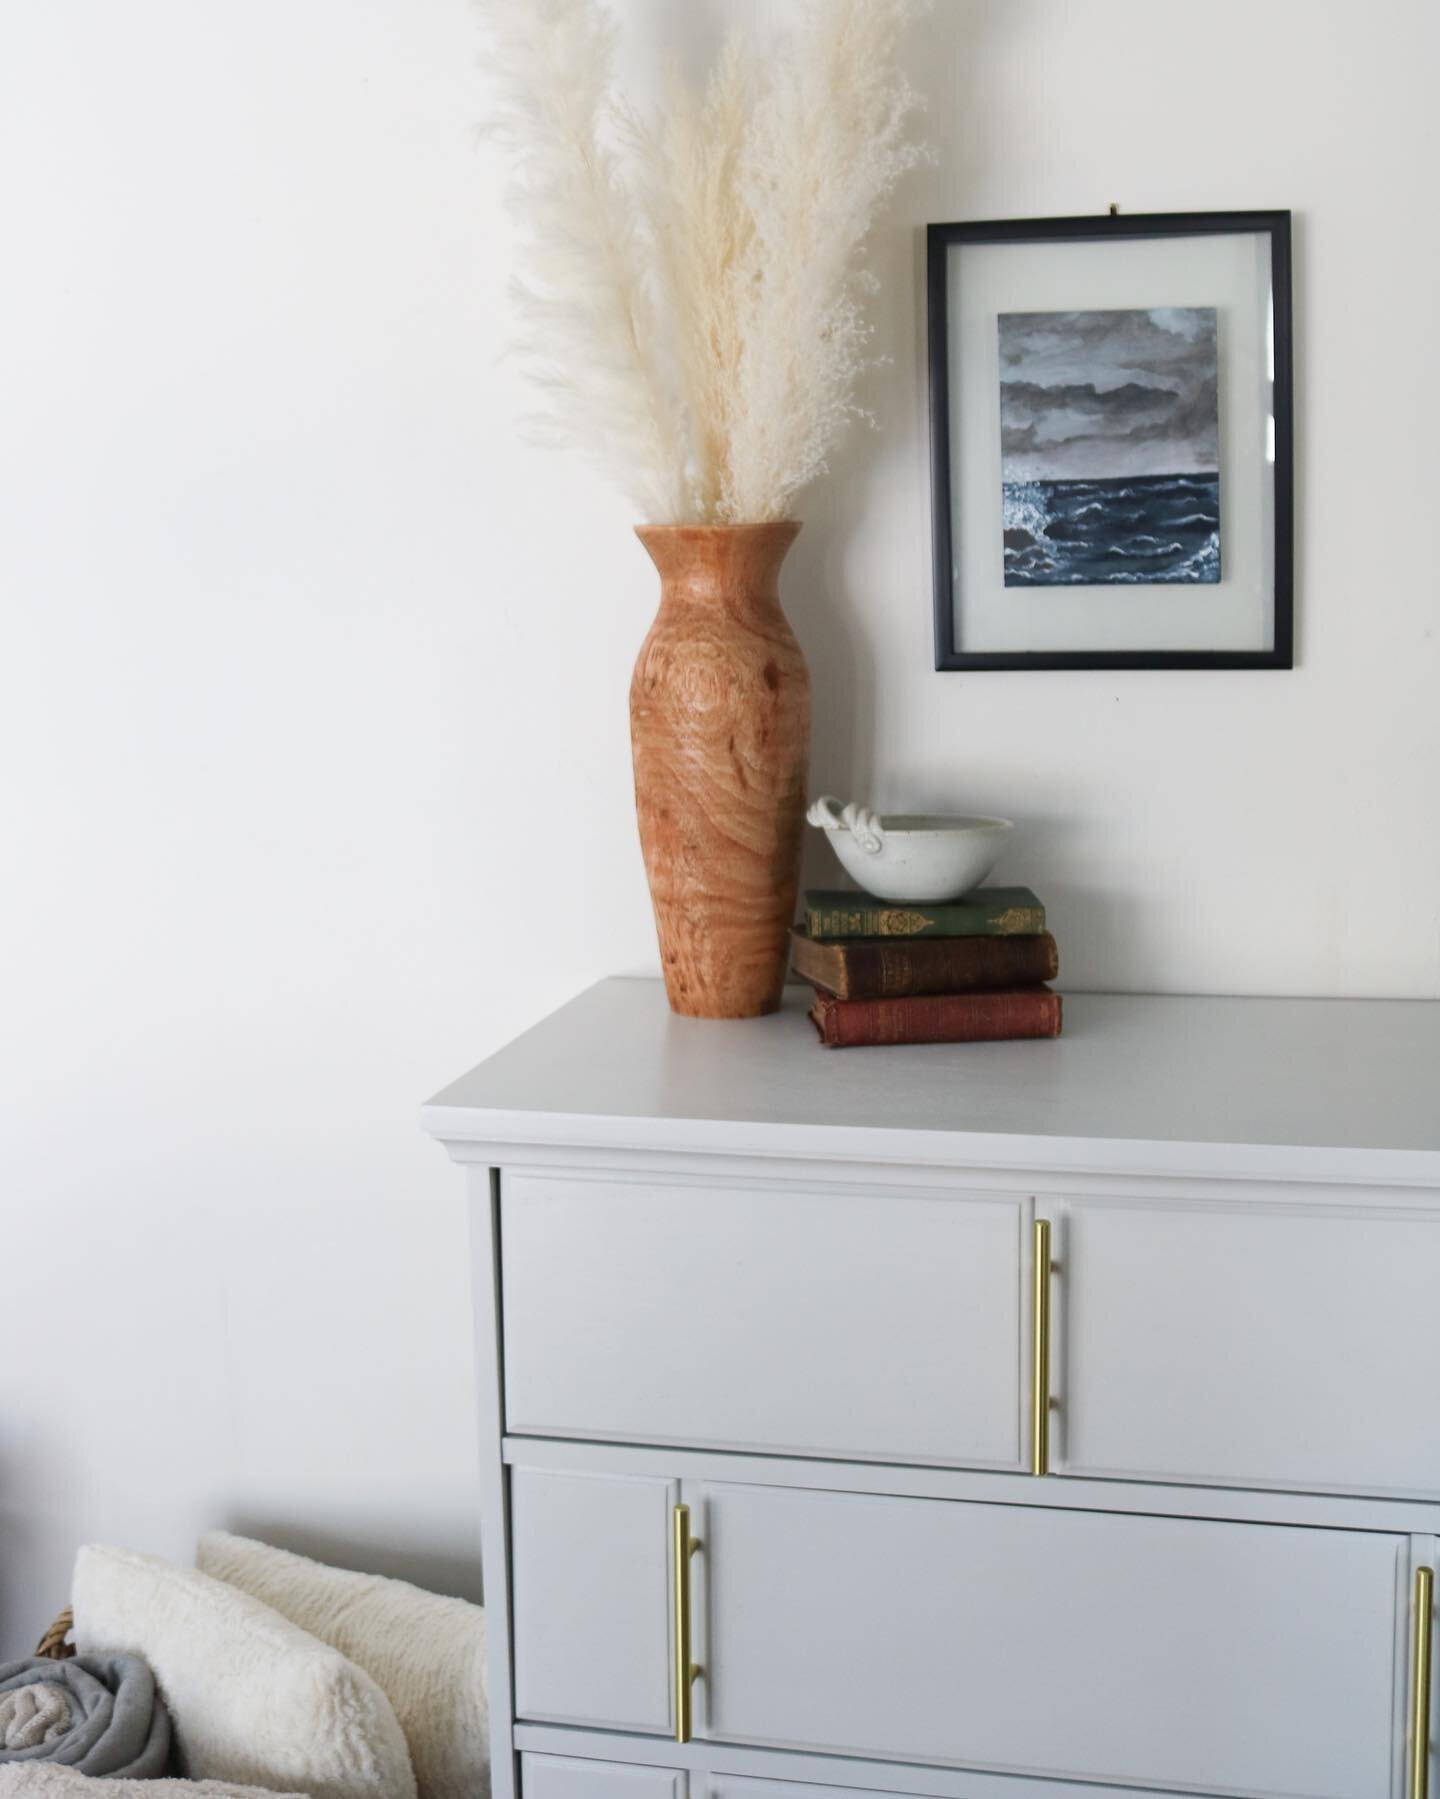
1,0,1436,1657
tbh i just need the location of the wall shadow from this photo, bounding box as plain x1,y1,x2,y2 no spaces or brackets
0,1432,84,1662
222,1513,484,1605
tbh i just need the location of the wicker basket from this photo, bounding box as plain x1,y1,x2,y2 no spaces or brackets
35,1607,75,1660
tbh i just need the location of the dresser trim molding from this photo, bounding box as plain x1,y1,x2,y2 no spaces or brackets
498,1431,1440,1537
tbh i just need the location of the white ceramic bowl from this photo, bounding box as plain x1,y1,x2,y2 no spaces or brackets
806,796,1013,904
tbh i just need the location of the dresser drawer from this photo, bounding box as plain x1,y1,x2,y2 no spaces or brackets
713,1780,1174,1799
521,1758,685,1799
1061,1198,1440,1496
512,1467,678,1733
500,1173,1026,1468
511,1462,1427,1799
528,1760,1183,1799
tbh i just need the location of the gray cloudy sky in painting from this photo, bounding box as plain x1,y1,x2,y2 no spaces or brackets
999,307,1219,482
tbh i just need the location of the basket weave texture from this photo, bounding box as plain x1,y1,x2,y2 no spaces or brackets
34,1607,76,1660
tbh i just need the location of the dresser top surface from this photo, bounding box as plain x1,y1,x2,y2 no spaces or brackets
423,979,1440,1183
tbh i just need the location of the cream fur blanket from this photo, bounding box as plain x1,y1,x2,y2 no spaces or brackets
73,1546,415,1799
0,1767,307,1798
198,1534,487,1799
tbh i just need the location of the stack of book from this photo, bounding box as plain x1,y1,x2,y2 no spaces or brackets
792,888,1061,1048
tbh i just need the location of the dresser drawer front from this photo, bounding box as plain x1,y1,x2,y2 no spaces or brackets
1062,1199,1440,1495
528,1757,1184,1799
501,1174,1025,1468
713,1781,910,1799
704,1483,1405,1799
522,1758,685,1799
713,1779,1173,1799
510,1460,1412,1799
512,1468,678,1733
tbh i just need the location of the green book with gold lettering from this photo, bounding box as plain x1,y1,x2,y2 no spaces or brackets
803,886,1045,940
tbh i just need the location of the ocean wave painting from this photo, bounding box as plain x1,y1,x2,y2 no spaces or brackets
999,307,1222,587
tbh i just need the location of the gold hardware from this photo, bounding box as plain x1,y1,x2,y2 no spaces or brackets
1030,1218,1052,1476
1411,1565,1433,1799
672,1503,702,1743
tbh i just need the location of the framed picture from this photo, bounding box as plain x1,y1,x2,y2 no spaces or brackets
927,211,1293,671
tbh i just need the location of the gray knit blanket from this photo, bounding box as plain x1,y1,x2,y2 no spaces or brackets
0,1655,171,1777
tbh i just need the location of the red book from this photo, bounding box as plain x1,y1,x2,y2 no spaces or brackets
808,986,1062,1048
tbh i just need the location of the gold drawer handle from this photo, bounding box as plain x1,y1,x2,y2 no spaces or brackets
1030,1217,1052,1476
1412,1564,1434,1799
672,1503,702,1743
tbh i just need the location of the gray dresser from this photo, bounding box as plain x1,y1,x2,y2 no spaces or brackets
424,979,1440,1799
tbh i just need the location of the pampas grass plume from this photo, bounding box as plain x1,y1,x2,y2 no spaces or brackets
478,0,928,525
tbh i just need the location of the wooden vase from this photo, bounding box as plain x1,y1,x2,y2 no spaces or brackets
631,522,811,1018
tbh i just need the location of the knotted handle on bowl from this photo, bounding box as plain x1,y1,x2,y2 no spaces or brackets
806,796,885,854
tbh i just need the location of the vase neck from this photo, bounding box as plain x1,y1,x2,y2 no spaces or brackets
636,523,800,618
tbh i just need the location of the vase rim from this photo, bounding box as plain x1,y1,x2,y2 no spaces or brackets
634,519,801,536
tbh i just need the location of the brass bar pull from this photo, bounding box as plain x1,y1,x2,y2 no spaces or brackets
671,1503,702,1744
1412,1565,1434,1799
1030,1218,1052,1476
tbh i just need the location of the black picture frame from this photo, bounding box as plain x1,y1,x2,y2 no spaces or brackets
928,210,1294,671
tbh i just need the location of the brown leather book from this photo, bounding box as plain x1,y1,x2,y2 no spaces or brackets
792,925,1058,1000
808,986,1062,1048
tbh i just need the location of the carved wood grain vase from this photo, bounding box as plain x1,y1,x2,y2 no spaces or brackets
631,522,810,1018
